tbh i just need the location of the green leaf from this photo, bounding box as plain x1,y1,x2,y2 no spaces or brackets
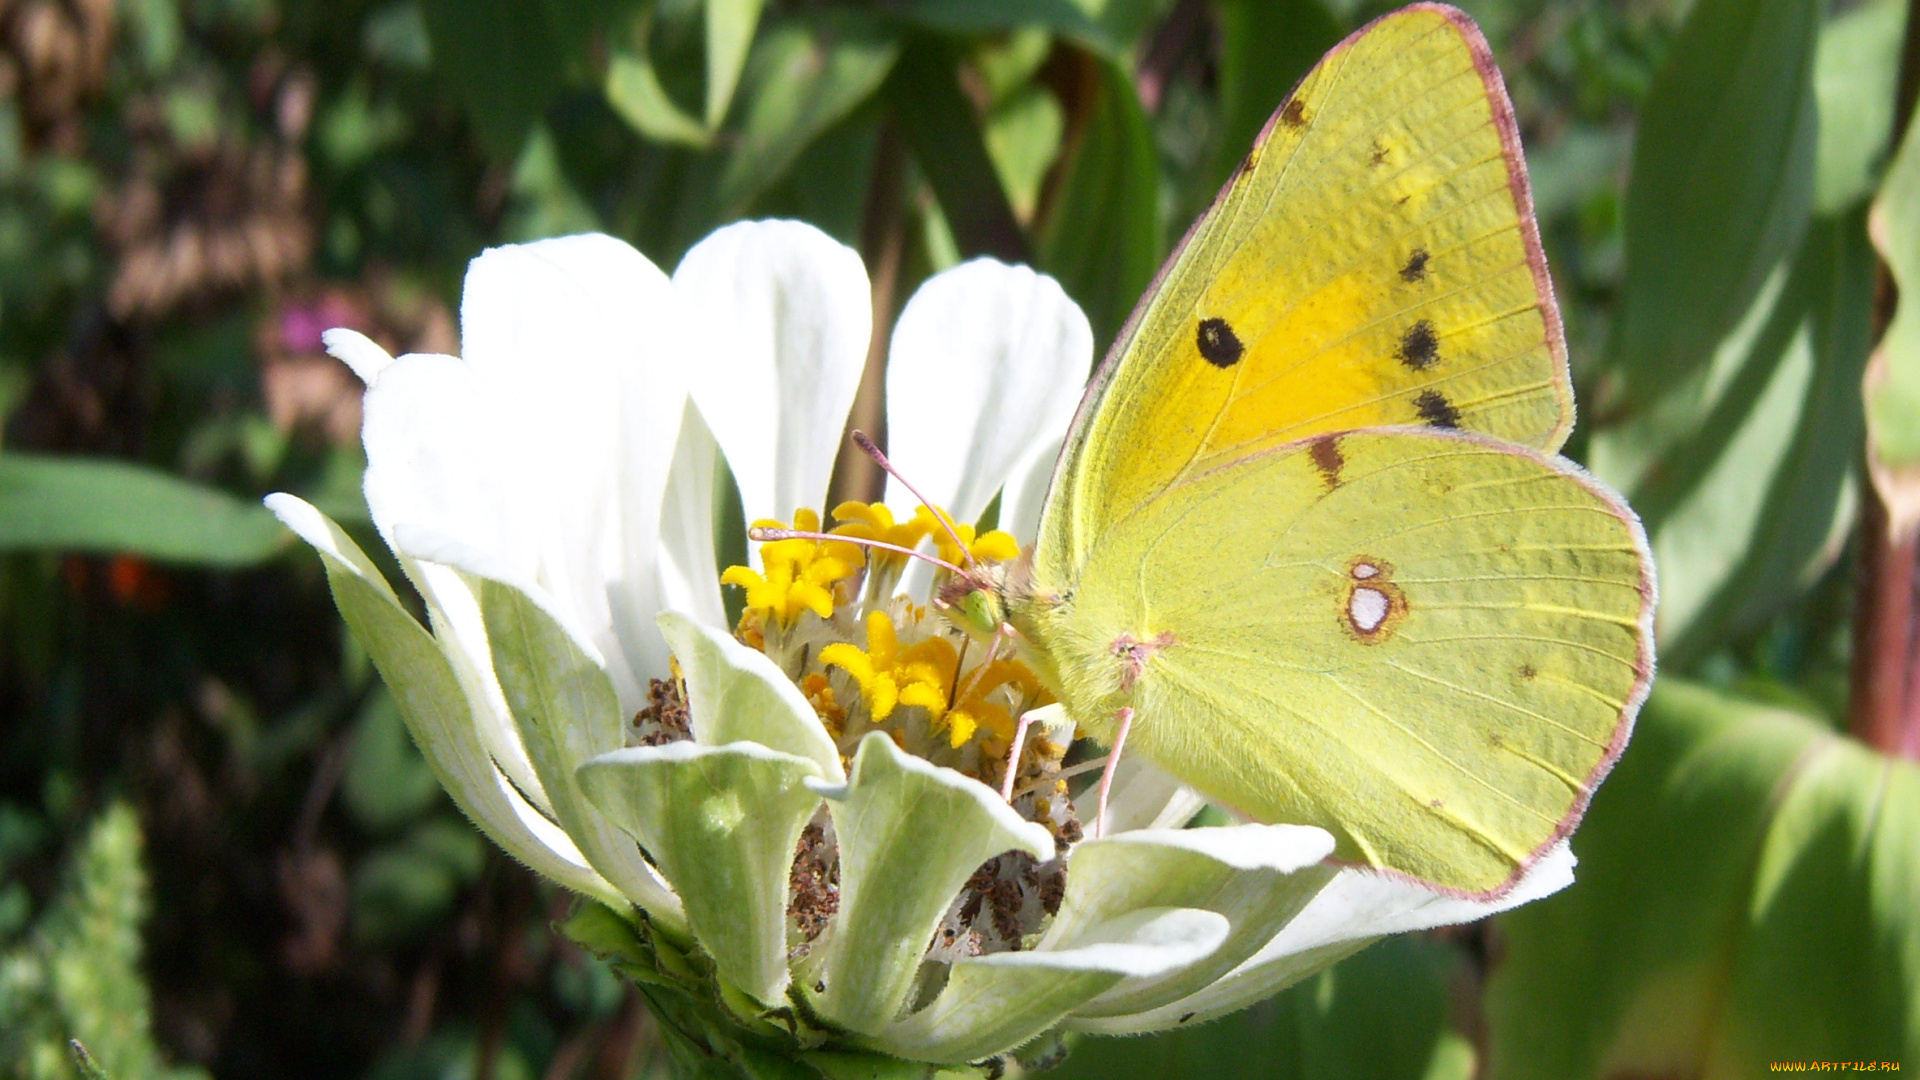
342,688,444,833
800,1049,982,1080
3,805,206,1080
1486,679,1920,1079
417,0,564,158
1594,211,1875,667
1718,736,1920,1066
0,453,286,566
890,0,1113,56
607,46,713,147
69,1042,111,1080
1812,0,1906,214
1208,0,1344,198
706,0,767,129
982,84,1064,222
715,17,899,215
1037,57,1159,352
1050,934,1471,1080
1613,0,1819,406
889,34,1031,264
350,818,486,943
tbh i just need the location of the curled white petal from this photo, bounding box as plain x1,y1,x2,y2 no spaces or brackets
322,327,397,387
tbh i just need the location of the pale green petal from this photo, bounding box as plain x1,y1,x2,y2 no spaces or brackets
579,742,822,1005
478,577,685,927
1060,824,1337,1019
874,907,1229,1065
805,732,1054,1033
264,494,629,911
658,611,844,782
1073,841,1578,1035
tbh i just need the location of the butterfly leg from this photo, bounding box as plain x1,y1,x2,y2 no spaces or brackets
1000,707,1039,803
1093,707,1135,840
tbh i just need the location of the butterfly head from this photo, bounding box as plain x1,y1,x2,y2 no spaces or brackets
936,563,1010,641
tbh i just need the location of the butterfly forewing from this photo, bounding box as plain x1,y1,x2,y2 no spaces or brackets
1043,5,1570,580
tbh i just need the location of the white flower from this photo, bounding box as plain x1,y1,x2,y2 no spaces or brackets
266,221,1576,1069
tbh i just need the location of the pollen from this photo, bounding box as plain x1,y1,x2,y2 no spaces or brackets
819,610,1050,750
800,672,845,738
721,508,863,627
820,611,946,723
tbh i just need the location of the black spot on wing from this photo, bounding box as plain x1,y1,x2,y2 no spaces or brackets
1395,320,1440,370
1415,389,1461,429
1399,249,1430,282
1196,318,1244,368
1279,100,1308,128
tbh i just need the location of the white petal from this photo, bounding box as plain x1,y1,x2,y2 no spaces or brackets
456,233,688,704
1049,824,1336,1020
659,612,845,782
656,399,728,631
674,220,871,527
361,352,519,570
803,732,1053,1034
360,356,551,807
407,555,550,817
580,742,824,1005
323,327,397,386
265,492,391,590
611,298,692,689
884,260,1091,525
1071,842,1579,1034
875,908,1229,1064
1000,431,1065,545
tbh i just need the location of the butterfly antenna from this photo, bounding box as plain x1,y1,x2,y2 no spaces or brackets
851,430,976,568
747,526,968,576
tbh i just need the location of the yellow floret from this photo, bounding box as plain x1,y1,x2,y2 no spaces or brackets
721,508,864,626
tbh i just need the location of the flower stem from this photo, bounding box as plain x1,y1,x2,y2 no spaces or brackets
1848,0,1920,760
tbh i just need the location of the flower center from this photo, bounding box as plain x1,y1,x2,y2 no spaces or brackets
690,500,1087,959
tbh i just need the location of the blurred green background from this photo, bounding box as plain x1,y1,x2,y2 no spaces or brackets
0,0,1915,1077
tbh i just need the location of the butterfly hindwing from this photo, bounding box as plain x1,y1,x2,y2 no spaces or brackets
1031,429,1651,897
1043,5,1570,577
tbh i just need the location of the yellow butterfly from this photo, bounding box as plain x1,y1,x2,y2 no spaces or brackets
966,2,1655,898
